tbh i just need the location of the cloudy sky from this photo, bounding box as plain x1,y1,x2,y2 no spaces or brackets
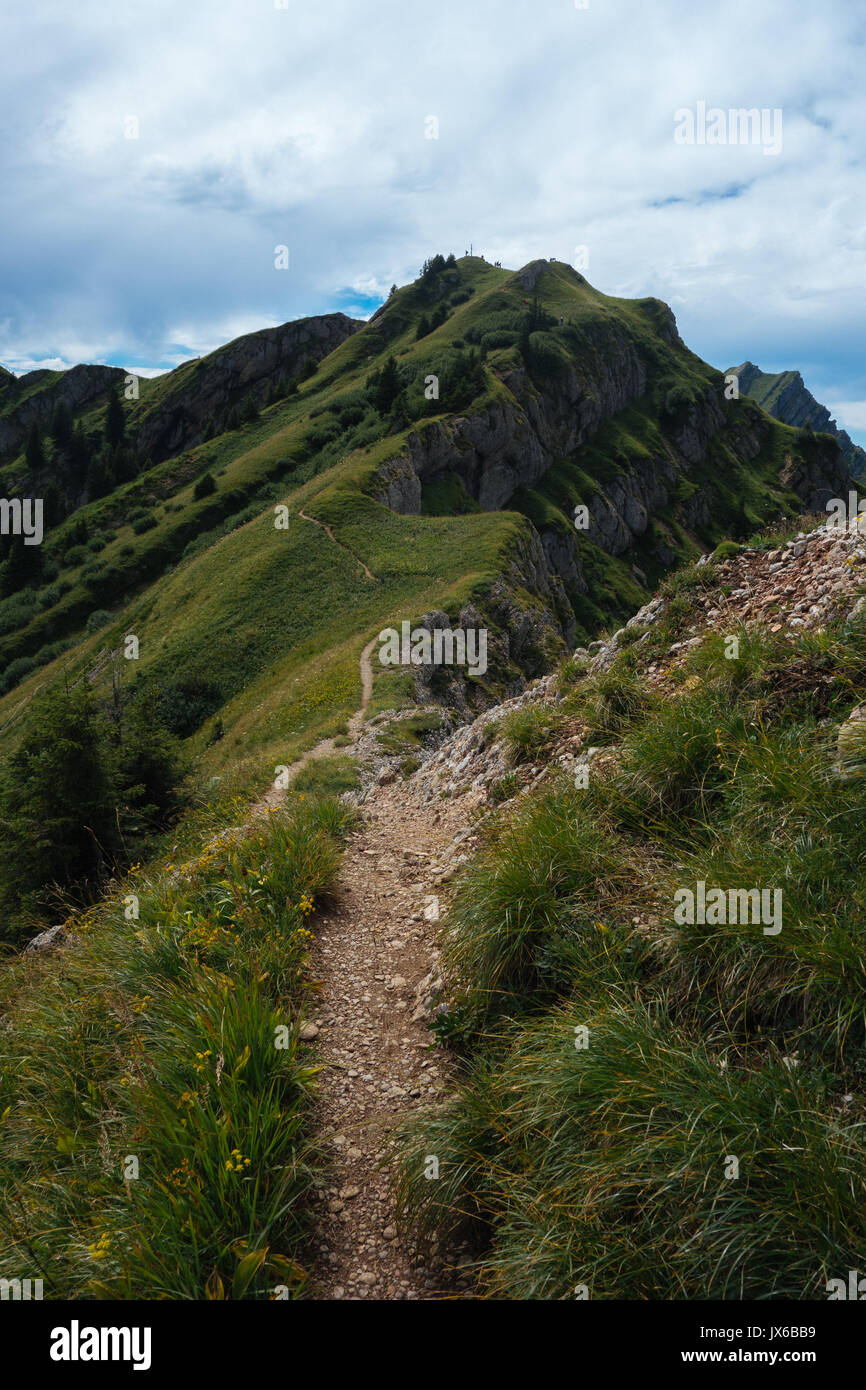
2,0,864,442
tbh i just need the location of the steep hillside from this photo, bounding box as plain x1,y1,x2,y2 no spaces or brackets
391,510,866,1299
3,504,864,1301
0,255,853,949
0,312,361,505
0,257,850,724
731,360,866,479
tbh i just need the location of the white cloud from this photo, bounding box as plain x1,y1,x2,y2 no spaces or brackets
828,401,866,434
0,0,862,440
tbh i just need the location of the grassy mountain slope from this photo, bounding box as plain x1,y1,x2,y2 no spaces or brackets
0,255,853,950
0,246,860,1298
393,519,866,1299
0,257,850,742
730,359,866,480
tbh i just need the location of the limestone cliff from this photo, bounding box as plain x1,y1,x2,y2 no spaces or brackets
731,361,866,479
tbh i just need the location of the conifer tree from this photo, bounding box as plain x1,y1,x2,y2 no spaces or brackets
105,387,125,448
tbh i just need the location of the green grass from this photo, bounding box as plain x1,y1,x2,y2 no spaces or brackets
393,574,866,1300
0,790,354,1300
489,705,566,764
290,754,360,798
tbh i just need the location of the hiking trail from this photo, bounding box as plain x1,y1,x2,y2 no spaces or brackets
265,633,470,1297
298,507,376,582
249,525,471,1296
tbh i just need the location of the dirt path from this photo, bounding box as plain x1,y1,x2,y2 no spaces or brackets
304,783,469,1299
348,637,376,739
251,637,378,816
298,508,377,582
253,515,470,1295
246,619,469,1296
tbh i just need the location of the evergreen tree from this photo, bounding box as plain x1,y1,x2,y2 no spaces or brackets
0,678,188,940
0,533,43,596
111,686,188,831
69,423,89,487
42,480,64,529
420,254,446,283
105,387,125,448
372,356,401,415
0,686,117,927
86,455,114,500
50,400,73,449
415,314,431,341
25,423,43,472
112,443,139,483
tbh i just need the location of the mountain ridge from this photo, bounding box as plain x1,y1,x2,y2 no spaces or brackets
0,255,853,776
729,359,866,478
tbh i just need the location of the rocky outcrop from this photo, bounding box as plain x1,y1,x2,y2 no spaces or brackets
732,361,866,480
24,924,69,954
131,312,362,465
373,323,647,519
405,525,575,717
370,334,850,613
0,313,362,472
780,441,853,511
397,511,866,824
0,364,126,463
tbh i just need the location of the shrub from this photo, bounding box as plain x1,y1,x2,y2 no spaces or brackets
86,609,112,635
156,677,223,738
193,472,217,501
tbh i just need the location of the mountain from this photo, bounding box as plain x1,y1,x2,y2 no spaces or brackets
1,255,865,1304
0,256,851,746
389,510,866,1298
0,313,361,498
730,360,866,478
3,498,866,1300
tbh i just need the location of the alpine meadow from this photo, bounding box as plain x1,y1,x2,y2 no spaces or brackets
1,0,865,1358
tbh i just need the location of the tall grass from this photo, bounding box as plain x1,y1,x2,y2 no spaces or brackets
0,792,353,1299
394,591,866,1299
